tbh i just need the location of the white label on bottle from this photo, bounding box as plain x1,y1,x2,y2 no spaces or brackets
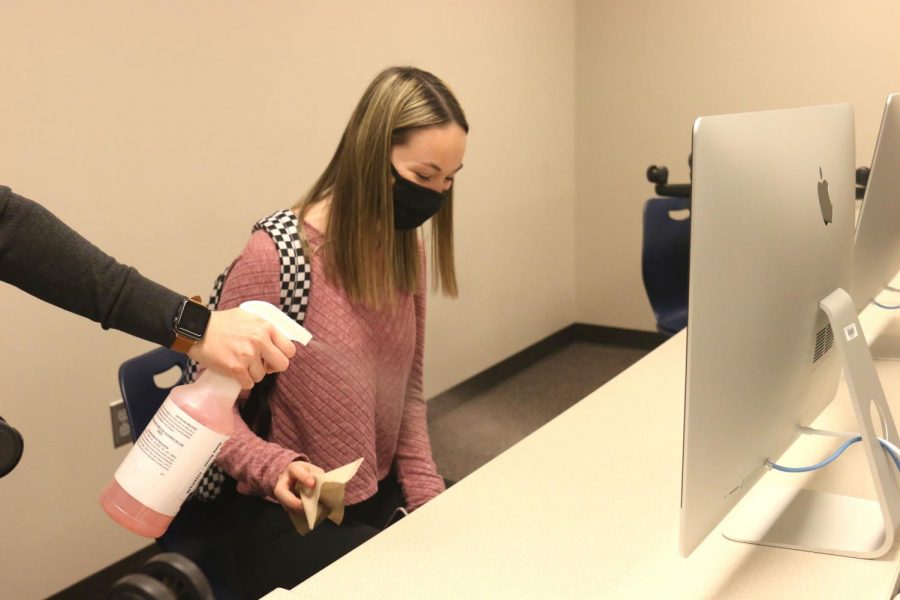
113,398,228,516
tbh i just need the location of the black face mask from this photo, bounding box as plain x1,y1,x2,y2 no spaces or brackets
391,165,445,230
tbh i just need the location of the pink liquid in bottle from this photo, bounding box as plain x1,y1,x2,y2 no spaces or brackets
99,370,240,538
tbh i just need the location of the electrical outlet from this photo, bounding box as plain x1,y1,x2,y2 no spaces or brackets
109,399,132,448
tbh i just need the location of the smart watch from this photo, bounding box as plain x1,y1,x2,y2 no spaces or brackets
171,296,211,354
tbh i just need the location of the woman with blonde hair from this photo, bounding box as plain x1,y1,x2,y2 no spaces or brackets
214,66,468,596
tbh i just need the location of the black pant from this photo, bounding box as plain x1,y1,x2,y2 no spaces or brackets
227,471,406,599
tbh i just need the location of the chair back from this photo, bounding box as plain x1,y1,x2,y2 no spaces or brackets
118,348,189,440
641,196,691,336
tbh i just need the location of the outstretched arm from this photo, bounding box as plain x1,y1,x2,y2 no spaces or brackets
0,187,293,387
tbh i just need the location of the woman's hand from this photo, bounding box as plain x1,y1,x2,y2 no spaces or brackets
273,460,325,515
188,307,297,389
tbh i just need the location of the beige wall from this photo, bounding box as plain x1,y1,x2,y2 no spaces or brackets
0,2,576,597
15,1,900,596
575,0,900,330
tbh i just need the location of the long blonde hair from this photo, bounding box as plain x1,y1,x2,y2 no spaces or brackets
294,66,468,309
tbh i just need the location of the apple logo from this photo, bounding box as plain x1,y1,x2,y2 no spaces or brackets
818,166,833,225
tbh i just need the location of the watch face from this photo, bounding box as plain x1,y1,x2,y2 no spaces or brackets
177,300,211,340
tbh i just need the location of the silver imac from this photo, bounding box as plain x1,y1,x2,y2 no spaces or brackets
679,103,888,558
852,93,900,312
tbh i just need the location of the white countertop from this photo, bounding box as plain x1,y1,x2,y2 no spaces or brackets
264,297,900,600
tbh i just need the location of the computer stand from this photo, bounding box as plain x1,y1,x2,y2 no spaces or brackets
722,287,900,559
868,288,900,360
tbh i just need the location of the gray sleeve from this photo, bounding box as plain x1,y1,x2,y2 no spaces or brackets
0,186,182,347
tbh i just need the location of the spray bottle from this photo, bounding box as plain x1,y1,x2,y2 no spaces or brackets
99,301,312,538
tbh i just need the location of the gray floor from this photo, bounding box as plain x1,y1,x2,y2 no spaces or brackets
427,341,651,483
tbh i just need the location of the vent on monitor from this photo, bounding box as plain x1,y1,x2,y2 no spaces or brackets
813,324,834,363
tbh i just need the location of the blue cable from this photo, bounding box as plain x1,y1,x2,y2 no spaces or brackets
883,440,900,472
874,301,900,310
769,435,861,472
769,435,900,473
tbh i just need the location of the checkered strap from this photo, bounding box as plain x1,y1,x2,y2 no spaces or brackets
253,209,311,323
188,209,310,501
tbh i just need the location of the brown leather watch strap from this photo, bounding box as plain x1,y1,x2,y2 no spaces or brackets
170,296,205,354
171,333,196,354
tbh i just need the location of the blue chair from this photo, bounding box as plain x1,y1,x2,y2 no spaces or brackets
118,348,243,600
641,196,691,336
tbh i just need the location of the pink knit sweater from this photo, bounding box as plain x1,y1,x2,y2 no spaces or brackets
215,220,445,510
